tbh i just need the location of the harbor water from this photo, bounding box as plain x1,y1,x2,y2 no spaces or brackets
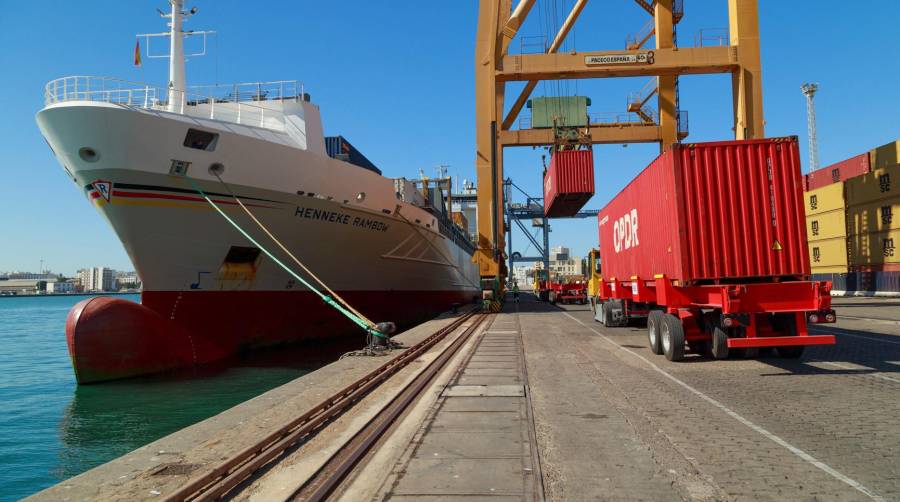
0,294,356,500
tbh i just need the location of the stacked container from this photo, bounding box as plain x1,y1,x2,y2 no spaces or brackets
804,182,849,274
845,161,900,271
805,153,870,191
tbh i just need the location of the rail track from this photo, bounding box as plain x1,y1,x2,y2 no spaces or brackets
165,308,488,502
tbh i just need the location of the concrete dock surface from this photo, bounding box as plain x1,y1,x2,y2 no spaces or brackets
30,295,900,501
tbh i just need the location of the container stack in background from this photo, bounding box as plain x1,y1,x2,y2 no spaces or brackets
805,140,900,295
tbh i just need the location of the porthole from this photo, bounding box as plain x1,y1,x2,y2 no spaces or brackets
78,147,100,163
208,163,225,176
356,192,366,202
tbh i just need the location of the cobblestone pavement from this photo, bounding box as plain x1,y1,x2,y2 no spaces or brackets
520,294,900,502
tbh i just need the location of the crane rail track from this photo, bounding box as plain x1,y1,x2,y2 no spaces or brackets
165,307,486,502
293,310,490,501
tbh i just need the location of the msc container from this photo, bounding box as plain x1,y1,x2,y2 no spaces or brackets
849,229,900,269
805,153,870,191
844,164,900,206
597,137,808,284
528,96,590,128
806,208,847,241
846,200,900,235
324,136,382,175
804,182,845,217
869,140,900,170
544,149,595,217
809,236,849,273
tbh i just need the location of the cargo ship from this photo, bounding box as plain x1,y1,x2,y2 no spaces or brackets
36,1,479,383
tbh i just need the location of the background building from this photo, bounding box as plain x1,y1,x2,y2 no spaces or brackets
46,280,76,294
78,267,116,292
115,271,141,290
535,246,584,280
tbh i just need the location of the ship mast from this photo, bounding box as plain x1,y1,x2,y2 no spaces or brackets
159,0,197,112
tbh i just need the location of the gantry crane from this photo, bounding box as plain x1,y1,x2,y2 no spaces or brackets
474,0,766,287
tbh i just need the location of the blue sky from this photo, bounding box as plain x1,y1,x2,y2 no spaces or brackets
0,1,897,275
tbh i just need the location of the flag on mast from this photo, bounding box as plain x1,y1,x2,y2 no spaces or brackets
134,39,142,67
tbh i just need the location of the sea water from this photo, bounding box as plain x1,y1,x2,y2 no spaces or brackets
0,294,351,499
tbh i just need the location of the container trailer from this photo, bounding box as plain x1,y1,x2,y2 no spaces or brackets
592,138,836,360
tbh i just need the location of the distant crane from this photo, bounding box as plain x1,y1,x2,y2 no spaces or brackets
801,82,820,173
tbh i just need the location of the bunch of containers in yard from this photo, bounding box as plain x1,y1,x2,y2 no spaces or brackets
845,161,900,272
805,153,870,191
544,149,595,217
804,182,850,274
593,137,835,362
324,135,382,175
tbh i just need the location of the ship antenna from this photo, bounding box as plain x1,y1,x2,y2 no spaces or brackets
139,1,212,113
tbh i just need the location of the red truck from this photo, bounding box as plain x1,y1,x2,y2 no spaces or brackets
593,137,836,361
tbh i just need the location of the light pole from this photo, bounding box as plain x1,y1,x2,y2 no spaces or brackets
801,83,820,173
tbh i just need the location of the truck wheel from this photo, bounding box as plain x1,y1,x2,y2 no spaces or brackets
549,292,557,304
661,314,685,361
601,302,612,327
711,325,729,360
647,310,664,355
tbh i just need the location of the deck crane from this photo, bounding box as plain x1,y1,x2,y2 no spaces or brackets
474,0,766,292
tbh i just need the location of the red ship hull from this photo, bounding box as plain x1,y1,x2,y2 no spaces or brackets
67,290,474,384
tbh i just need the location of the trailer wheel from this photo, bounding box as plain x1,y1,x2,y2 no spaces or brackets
647,310,664,355
661,314,685,361
711,325,730,360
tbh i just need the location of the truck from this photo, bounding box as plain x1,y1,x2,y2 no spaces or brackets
591,138,837,361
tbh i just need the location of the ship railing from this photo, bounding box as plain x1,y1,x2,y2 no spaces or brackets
44,76,306,132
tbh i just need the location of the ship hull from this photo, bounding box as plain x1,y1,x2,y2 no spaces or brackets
68,289,471,383
37,101,480,383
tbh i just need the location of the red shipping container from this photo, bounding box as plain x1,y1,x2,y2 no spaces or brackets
805,153,870,191
544,149,595,217
598,137,809,284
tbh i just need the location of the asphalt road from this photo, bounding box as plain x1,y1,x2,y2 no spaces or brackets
518,294,900,501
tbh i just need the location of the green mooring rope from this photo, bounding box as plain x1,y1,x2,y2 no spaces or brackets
188,179,386,338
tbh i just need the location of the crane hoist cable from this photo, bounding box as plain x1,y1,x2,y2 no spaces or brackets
185,177,387,339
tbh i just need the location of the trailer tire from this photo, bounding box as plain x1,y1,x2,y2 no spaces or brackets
661,314,685,361
647,310,664,355
711,325,730,360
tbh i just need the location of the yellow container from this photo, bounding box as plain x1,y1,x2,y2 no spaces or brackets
848,229,900,268
804,182,844,216
808,236,848,269
845,164,900,206
806,208,847,241
869,140,900,170
846,200,900,235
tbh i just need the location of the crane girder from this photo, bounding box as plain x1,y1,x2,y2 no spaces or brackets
474,0,764,286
